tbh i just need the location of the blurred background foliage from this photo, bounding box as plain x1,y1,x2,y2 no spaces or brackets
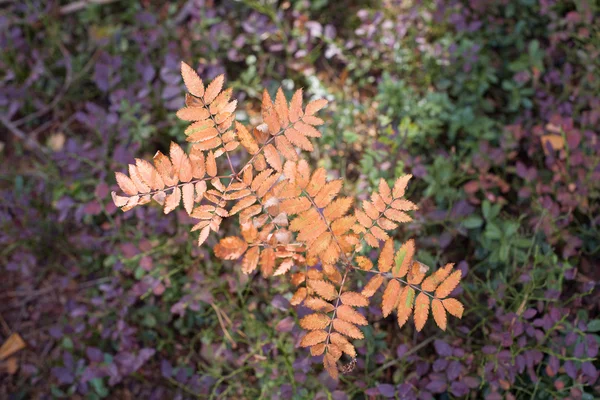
0,0,599,399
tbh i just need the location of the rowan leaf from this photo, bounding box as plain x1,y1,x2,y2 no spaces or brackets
181,62,204,97
204,74,224,104
393,239,414,278
382,279,401,318
397,287,415,329
241,246,260,274
378,239,394,273
299,313,330,330
215,237,248,260
305,99,328,116
392,174,412,198
337,305,368,326
308,280,337,301
339,292,369,307
431,299,447,330
361,274,384,298
356,256,373,271
414,292,430,332
442,298,464,319
332,319,363,339
421,263,454,292
300,330,328,347
435,270,462,299
323,353,339,380
115,172,137,196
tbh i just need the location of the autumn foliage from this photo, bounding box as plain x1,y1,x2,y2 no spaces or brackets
111,62,464,378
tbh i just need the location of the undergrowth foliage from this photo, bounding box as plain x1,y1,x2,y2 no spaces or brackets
111,62,464,378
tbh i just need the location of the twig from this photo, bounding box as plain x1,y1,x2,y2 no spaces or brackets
0,116,49,160
13,43,73,127
59,0,120,15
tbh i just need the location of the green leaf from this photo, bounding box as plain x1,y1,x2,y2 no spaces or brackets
463,215,483,229
587,319,600,333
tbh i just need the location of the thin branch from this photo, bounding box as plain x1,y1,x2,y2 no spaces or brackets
59,0,120,15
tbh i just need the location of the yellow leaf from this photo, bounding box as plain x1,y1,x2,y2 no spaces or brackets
304,297,335,313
